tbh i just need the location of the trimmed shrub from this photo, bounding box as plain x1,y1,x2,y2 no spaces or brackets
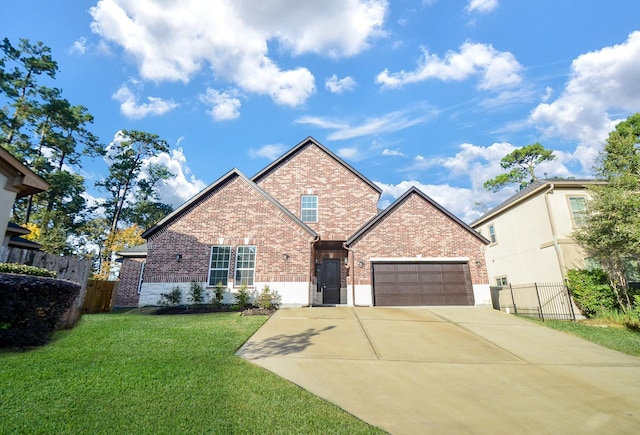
255,285,280,310
567,269,618,317
158,286,182,306
0,263,56,278
187,281,205,307
0,273,81,347
235,284,250,309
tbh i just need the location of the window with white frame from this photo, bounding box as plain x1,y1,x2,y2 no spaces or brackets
301,195,318,223
209,246,231,286
496,276,508,287
568,196,587,227
235,245,256,286
488,224,497,244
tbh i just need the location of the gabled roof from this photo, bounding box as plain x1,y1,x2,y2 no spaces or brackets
141,168,318,240
470,178,605,227
0,147,49,197
252,136,382,194
347,186,489,246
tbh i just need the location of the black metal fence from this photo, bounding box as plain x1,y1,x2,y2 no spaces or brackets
490,282,576,321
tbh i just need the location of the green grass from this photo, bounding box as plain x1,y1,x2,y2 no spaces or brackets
539,319,640,356
0,312,384,434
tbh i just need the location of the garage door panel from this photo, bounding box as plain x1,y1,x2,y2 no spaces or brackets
373,262,474,306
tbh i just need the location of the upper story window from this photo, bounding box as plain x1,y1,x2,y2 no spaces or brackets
488,224,497,244
235,245,256,287
301,195,318,223
209,246,231,286
496,276,508,287
568,196,587,227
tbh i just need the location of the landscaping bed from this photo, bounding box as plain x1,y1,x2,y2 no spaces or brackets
152,305,277,316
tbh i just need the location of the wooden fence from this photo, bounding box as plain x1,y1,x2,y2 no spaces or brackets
83,280,117,313
0,246,92,328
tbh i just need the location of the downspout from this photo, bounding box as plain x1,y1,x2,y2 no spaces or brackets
342,242,356,306
544,183,567,281
309,235,320,307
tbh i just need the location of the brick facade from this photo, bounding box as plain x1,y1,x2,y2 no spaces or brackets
121,137,490,307
144,174,315,290
254,141,380,241
347,192,488,286
114,257,144,307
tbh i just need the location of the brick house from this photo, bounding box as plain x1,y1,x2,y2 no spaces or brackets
117,137,490,307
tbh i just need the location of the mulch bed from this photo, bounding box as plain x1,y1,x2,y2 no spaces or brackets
152,305,276,316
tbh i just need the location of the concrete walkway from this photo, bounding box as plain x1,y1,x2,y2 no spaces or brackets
237,306,640,434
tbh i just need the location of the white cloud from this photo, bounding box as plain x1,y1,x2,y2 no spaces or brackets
249,144,288,160
375,180,492,223
69,37,88,54
296,106,438,140
200,88,241,121
382,148,406,157
530,31,640,171
376,41,522,90
466,0,498,13
146,148,207,208
90,0,387,107
112,84,178,119
325,74,357,94
337,147,360,160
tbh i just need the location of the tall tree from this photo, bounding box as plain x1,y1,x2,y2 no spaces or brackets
484,143,556,192
0,37,57,155
574,113,640,311
1,37,104,254
96,130,173,235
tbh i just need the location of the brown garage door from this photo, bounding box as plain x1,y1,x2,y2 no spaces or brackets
372,262,475,306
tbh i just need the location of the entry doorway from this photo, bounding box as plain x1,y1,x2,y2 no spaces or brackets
319,259,341,304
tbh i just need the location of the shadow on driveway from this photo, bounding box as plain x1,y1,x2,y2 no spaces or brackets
238,325,335,358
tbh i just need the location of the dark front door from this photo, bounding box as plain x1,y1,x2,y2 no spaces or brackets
320,260,341,304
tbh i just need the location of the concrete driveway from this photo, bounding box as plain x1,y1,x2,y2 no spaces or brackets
237,306,640,434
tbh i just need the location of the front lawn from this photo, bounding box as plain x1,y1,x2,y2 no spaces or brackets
0,312,383,434
540,319,640,357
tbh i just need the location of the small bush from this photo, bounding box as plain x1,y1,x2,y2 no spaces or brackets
212,282,225,307
567,269,618,317
255,285,280,310
158,286,182,306
0,263,56,278
187,281,205,307
234,285,251,309
0,273,80,347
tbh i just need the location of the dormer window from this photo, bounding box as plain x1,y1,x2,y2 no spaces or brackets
301,195,318,223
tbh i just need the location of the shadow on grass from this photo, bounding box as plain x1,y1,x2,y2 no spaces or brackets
238,325,335,358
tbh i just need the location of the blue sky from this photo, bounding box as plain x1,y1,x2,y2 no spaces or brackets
4,0,640,223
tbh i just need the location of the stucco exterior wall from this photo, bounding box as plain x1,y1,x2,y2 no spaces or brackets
255,143,380,241
1,171,17,247
475,185,592,285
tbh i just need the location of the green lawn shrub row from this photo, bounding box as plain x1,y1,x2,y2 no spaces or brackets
0,274,80,347
0,263,57,277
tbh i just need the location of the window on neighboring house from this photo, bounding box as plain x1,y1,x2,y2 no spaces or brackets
488,224,497,244
209,246,231,286
235,245,256,286
301,195,318,223
584,257,601,271
496,276,508,287
568,196,588,227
